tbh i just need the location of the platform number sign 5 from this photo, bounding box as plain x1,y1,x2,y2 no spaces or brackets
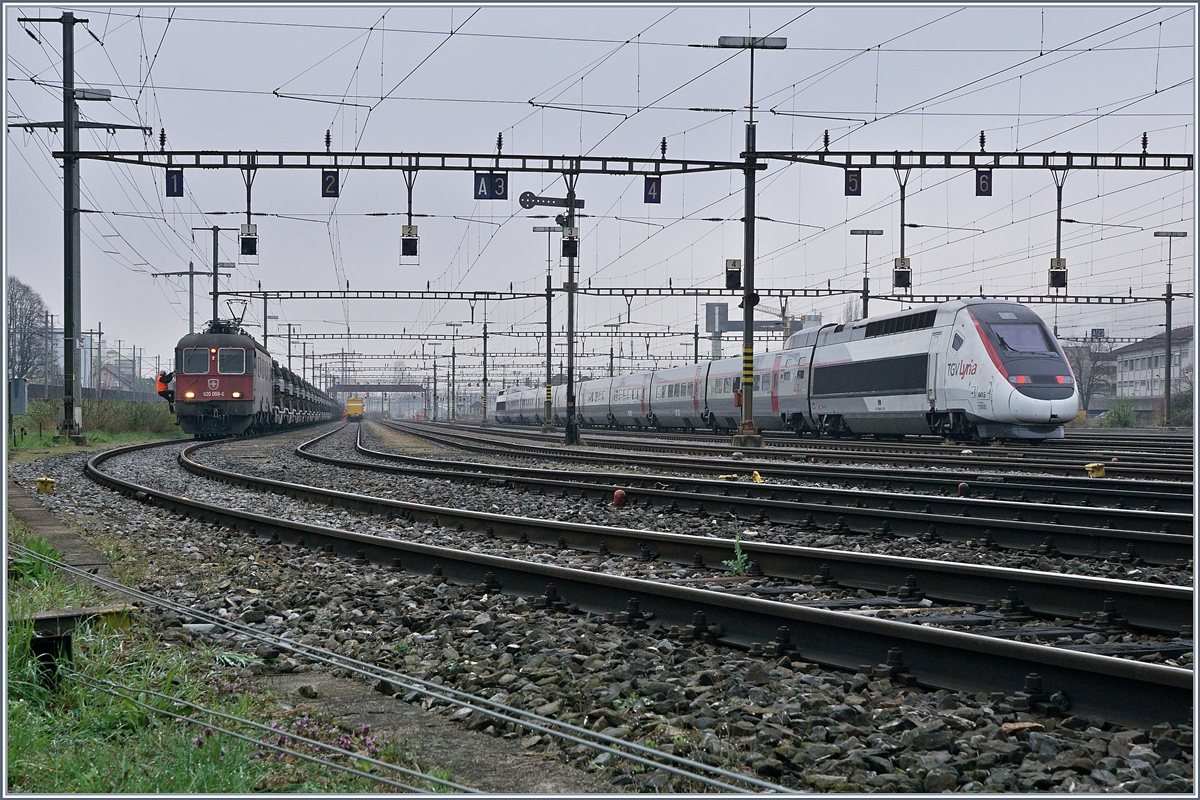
166,169,184,198
644,175,661,204
474,172,508,200
321,170,339,198
975,169,992,197
844,169,861,197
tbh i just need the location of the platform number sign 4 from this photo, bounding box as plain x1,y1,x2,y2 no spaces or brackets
474,172,508,200
644,175,661,204
166,169,184,198
322,170,339,198
976,169,992,197
844,169,861,197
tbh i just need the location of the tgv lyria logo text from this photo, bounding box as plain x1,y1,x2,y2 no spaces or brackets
946,361,978,379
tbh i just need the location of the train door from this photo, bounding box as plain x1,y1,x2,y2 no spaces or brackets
927,331,942,409
770,354,782,413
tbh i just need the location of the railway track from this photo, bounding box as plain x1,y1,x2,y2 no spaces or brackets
381,422,1190,522
356,422,1192,565
478,422,1196,465
442,421,1193,482
82,433,1192,728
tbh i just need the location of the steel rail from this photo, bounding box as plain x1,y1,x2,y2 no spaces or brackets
173,427,1194,631
478,423,1196,465
379,424,1194,561
83,440,1193,729
460,423,1193,483
393,422,1190,510
16,541,779,793
359,424,1189,538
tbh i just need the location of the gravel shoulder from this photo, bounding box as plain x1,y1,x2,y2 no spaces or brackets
8,431,1194,793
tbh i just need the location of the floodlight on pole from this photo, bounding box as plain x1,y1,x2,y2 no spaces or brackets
713,33,786,448
850,230,884,318
1154,230,1187,426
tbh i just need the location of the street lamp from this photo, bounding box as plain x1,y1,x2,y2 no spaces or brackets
534,225,558,431
715,33,786,449
444,323,462,421
850,229,884,317
603,322,622,377
1154,230,1187,426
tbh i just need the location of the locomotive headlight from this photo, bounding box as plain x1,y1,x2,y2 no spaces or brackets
232,391,242,398
1008,375,1031,385
184,391,195,399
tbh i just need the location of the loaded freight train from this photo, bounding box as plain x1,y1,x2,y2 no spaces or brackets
173,321,339,438
495,300,1079,441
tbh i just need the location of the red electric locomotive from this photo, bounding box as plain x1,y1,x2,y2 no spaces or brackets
174,321,336,437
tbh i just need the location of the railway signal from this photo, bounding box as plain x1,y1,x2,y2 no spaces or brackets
240,223,258,256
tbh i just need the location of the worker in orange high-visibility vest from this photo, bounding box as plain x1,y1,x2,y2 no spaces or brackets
157,371,175,413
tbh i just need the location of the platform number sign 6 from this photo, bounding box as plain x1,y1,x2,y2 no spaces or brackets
975,169,992,197
321,170,339,198
644,175,661,204
166,169,184,198
844,169,861,197
474,172,508,200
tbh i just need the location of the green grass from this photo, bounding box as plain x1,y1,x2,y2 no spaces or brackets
4,532,450,793
7,400,186,461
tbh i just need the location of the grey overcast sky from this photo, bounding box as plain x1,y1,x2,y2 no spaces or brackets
5,3,1195,385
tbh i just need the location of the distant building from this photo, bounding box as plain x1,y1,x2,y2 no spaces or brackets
1111,326,1193,423
1113,326,1193,399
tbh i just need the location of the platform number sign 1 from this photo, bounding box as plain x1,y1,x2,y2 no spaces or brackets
474,172,508,200
321,170,339,198
644,175,661,204
975,169,992,197
844,169,861,197
166,169,184,198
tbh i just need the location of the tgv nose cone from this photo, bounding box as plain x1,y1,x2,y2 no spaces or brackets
1007,389,1052,423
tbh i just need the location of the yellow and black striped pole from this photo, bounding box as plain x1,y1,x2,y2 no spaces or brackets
738,120,758,439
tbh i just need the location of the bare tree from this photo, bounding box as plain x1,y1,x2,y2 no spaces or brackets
6,276,50,382
840,297,862,323
1064,338,1115,413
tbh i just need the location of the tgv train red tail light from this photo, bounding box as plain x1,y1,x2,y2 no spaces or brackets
1056,375,1073,385
1008,375,1030,385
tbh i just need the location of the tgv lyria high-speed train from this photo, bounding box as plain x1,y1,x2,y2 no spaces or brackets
495,299,1079,441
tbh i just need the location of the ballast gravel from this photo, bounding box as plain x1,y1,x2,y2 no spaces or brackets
9,433,1194,793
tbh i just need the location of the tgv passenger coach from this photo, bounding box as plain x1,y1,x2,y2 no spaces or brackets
495,300,1079,441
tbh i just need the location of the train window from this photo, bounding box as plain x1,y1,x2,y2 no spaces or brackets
781,371,791,382
218,348,246,374
989,323,1052,353
799,370,805,379
952,333,964,351
182,347,210,374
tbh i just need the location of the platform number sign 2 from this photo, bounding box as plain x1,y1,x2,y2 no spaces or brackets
975,169,992,197
166,169,184,198
321,170,339,198
844,169,861,197
474,172,508,200
644,175,661,204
